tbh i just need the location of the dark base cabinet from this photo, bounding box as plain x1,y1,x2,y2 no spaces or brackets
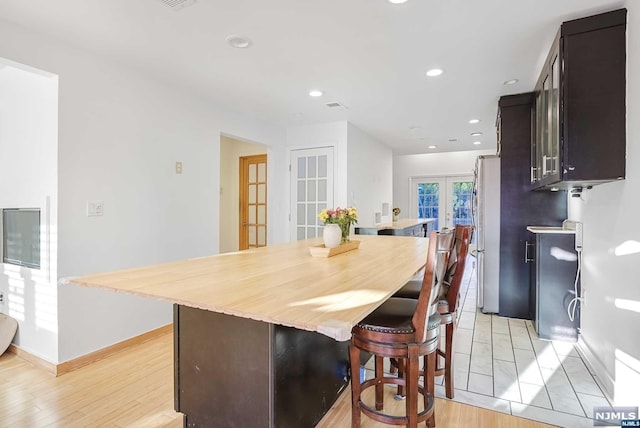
355,220,435,237
174,305,350,428
528,233,580,341
498,94,567,319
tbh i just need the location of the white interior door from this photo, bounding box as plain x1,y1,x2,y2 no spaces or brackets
410,175,474,231
290,147,334,241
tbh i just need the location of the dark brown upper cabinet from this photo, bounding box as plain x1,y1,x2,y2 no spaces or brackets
531,9,626,191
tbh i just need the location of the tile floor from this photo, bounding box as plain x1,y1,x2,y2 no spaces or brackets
364,256,611,428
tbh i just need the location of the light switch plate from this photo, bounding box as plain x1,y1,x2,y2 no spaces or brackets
87,200,103,216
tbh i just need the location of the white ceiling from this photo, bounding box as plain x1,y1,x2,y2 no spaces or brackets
0,0,625,154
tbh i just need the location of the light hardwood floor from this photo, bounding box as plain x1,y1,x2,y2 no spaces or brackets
0,332,556,427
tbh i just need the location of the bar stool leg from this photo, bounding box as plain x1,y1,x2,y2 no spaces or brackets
426,350,436,428
375,355,384,410
406,344,419,428
349,343,361,428
397,358,405,398
445,321,455,399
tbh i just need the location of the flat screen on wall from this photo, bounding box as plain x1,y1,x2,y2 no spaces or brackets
1,208,41,269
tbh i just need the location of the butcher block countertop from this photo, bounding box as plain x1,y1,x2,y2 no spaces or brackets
71,235,429,341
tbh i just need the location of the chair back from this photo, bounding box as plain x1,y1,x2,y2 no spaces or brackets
445,225,473,311
412,230,454,342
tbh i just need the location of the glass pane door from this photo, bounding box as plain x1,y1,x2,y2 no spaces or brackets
239,154,267,250
412,175,473,231
290,147,334,241
447,178,474,227
417,181,442,231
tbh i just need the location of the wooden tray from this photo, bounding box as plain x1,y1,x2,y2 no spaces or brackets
309,240,360,258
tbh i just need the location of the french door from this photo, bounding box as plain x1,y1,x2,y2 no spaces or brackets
410,175,474,231
239,154,267,250
290,147,334,241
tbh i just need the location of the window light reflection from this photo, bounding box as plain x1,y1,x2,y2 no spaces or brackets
613,240,640,256
289,290,389,312
614,298,640,313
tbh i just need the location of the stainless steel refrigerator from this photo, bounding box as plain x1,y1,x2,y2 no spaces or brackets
474,155,500,314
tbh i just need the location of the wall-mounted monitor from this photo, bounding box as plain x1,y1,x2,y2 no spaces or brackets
1,208,41,269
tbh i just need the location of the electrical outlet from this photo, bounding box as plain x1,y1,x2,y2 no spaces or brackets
175,161,183,174
0,291,4,303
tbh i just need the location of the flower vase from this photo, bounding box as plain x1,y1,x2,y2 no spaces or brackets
339,222,351,244
323,224,342,248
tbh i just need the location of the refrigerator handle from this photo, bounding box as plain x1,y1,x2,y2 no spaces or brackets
524,241,534,263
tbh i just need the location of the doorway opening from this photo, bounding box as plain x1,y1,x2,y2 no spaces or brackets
219,135,267,253
410,175,473,231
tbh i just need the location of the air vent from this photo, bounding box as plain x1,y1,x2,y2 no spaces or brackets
155,0,196,11
325,102,347,110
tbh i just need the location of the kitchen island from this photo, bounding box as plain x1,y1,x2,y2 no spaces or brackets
72,235,430,427
355,218,436,237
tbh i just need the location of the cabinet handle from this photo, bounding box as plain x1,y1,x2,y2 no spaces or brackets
524,242,534,263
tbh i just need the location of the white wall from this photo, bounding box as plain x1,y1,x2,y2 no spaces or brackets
393,149,494,217
0,18,285,363
346,123,393,227
0,60,58,362
286,121,348,207
219,136,267,253
576,2,640,407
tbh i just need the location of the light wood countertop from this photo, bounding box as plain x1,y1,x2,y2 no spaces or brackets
71,235,429,341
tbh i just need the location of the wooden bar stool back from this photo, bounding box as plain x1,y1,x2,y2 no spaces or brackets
348,230,454,428
390,224,473,399
435,224,473,398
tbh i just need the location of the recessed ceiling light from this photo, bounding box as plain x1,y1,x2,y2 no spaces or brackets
428,145,437,149
388,0,408,3
225,35,252,49
309,90,324,97
471,132,483,137
469,119,480,124
504,79,519,85
473,141,482,145
426,68,444,77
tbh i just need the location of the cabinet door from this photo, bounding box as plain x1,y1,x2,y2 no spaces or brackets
541,74,552,178
533,81,546,182
526,234,537,327
549,53,560,175
531,33,562,188
535,234,579,341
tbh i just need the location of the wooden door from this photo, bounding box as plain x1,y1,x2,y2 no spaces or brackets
239,154,267,250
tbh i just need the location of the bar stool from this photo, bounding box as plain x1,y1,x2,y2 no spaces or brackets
393,225,473,399
348,230,453,428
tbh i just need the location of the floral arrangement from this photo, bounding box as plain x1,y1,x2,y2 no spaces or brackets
318,206,358,243
392,207,401,221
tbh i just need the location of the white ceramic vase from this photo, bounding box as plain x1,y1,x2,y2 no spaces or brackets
323,224,342,248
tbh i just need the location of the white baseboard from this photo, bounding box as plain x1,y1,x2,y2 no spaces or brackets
576,336,615,403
